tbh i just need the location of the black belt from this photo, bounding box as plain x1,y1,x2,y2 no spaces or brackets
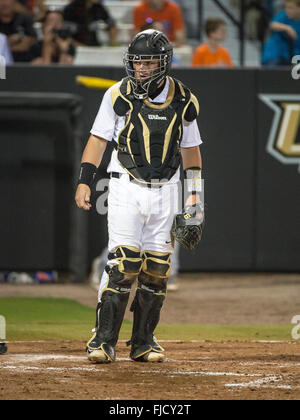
110,172,134,181
110,172,162,189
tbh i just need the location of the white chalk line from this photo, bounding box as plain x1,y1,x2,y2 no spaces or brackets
224,375,300,390
143,369,300,392
225,375,281,388
239,361,300,368
146,370,264,379
0,365,104,373
2,354,86,362
0,354,132,363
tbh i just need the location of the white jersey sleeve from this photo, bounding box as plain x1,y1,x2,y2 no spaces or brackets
90,83,121,141
181,119,202,148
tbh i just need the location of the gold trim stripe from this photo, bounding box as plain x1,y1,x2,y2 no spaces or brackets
162,113,177,163
126,80,131,95
127,123,135,162
138,113,151,163
178,82,186,98
191,93,200,115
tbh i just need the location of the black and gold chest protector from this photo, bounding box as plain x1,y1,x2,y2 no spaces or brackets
111,76,199,185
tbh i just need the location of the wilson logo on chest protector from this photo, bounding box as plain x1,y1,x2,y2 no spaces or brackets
148,114,167,120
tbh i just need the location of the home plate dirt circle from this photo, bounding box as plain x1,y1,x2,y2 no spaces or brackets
0,340,299,400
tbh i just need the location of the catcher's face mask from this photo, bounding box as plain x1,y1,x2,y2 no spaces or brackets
124,29,173,100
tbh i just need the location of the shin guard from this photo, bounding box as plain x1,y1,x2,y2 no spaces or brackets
128,283,166,360
87,246,142,361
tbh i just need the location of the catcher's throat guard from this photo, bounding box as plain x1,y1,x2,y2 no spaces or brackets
171,204,204,251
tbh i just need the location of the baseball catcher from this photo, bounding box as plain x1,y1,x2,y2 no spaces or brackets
75,29,204,363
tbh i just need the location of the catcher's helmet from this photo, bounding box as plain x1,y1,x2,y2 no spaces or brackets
124,29,173,99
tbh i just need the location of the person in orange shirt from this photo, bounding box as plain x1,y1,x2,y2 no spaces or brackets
133,0,185,46
192,18,234,68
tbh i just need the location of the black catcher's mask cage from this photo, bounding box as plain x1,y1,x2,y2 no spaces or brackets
124,29,173,100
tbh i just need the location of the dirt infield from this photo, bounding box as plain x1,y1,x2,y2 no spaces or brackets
0,340,300,400
0,273,300,400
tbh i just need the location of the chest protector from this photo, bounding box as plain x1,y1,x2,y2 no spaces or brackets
111,76,199,185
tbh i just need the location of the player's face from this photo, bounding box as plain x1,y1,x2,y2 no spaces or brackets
133,59,160,82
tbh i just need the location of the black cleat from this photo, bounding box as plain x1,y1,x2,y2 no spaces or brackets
86,333,115,363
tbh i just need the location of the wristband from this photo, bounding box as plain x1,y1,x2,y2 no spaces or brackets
78,162,97,187
184,166,202,194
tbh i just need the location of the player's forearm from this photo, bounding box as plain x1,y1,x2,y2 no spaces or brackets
81,134,108,168
181,146,202,206
180,146,202,170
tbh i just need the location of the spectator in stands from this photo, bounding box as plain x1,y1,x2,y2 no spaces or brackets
0,0,37,62
0,32,13,64
133,0,186,46
29,10,76,64
192,18,234,68
15,0,47,22
63,0,118,46
244,1,272,44
261,0,300,65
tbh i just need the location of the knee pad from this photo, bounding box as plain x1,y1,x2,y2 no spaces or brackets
141,251,171,278
105,246,142,291
139,251,171,291
113,246,142,276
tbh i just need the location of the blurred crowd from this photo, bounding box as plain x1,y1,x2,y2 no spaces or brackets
0,0,299,66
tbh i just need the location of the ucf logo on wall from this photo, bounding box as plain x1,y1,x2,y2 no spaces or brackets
259,94,300,171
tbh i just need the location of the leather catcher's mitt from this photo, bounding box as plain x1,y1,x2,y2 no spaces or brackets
171,203,204,251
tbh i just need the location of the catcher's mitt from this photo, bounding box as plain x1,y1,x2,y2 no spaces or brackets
171,203,204,251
